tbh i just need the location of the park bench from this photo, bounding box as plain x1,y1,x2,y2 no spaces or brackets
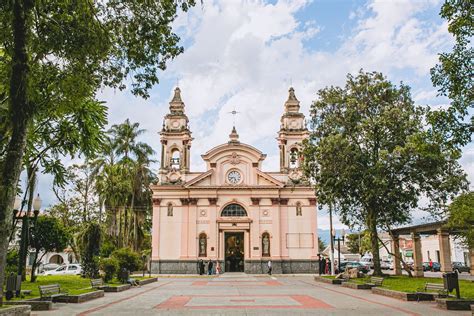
416,282,448,299
90,278,107,289
365,276,384,287
38,284,68,301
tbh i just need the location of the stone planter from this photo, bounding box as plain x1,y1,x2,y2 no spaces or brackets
0,305,31,316
313,276,344,285
4,300,52,311
342,282,373,290
137,278,158,286
54,290,104,303
371,287,434,301
100,284,131,292
436,298,474,311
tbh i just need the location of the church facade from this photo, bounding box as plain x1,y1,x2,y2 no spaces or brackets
150,87,318,274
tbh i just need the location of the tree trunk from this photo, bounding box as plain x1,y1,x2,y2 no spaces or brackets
0,0,34,306
368,209,382,276
30,250,40,282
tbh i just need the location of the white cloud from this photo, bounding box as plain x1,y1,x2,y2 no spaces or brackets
33,0,473,226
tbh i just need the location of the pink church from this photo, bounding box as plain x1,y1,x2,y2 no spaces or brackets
151,87,318,273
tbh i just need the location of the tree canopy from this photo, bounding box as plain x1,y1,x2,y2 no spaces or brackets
302,70,468,275
447,191,474,249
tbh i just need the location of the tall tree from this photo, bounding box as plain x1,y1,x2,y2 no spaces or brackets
0,0,195,304
446,191,474,249
430,0,473,149
29,216,70,282
303,70,468,275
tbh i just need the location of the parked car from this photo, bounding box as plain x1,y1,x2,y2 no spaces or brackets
336,261,369,274
452,262,470,274
360,257,374,269
380,260,392,270
422,262,441,272
38,263,60,274
43,264,82,276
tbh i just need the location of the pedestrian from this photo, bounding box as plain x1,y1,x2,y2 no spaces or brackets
317,254,323,275
267,260,272,275
208,259,214,275
199,259,204,275
216,261,221,275
326,258,331,274
429,258,433,272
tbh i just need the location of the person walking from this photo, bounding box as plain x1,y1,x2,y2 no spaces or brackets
267,260,272,275
208,259,214,275
429,259,433,272
325,258,331,275
216,261,221,275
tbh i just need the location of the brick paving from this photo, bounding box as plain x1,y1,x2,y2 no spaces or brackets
33,273,471,315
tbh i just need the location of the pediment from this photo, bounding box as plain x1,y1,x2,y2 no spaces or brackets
184,170,213,188
256,170,284,187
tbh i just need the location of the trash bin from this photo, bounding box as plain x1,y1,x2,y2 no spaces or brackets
443,271,460,298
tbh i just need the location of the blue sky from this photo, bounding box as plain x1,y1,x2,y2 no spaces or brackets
32,0,472,230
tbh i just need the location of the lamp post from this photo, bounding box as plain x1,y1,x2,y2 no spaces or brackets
332,229,345,273
329,204,335,275
13,194,42,282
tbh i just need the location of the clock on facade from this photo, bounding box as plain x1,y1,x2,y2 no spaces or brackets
227,170,241,184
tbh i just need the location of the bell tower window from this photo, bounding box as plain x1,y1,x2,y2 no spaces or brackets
170,149,180,168
289,148,299,168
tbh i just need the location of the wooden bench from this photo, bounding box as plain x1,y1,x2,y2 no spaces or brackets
419,283,448,297
38,284,68,301
366,276,384,287
90,278,106,289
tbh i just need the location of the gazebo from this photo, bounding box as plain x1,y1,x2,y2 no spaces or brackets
390,221,473,277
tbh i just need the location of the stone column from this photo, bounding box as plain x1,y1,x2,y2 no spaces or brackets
392,235,402,275
437,229,452,272
412,233,424,277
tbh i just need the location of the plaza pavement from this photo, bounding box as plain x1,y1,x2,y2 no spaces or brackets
33,273,471,316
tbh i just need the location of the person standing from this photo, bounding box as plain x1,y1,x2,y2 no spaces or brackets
199,259,204,275
317,254,323,275
208,259,214,275
429,258,433,272
267,260,272,275
216,261,221,275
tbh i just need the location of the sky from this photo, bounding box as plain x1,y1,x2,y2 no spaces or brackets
33,0,473,231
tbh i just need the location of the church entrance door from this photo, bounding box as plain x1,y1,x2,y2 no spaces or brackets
224,232,244,272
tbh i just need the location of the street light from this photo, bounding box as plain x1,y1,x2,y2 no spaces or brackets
333,229,345,274
12,194,42,283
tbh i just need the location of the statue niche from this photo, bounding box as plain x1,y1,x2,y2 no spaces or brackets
262,232,270,257
199,233,207,257
167,203,173,216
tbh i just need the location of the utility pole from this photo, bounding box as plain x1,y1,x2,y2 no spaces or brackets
329,204,335,275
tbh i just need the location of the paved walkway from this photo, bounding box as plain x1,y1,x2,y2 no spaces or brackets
34,274,470,315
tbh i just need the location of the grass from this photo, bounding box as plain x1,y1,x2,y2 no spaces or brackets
322,274,474,299
7,275,100,301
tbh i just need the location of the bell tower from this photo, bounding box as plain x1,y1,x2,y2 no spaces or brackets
159,87,193,184
277,87,309,178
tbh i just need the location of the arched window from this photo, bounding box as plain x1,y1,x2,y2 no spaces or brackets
199,233,207,257
262,232,270,257
170,149,180,168
221,204,247,217
289,148,299,168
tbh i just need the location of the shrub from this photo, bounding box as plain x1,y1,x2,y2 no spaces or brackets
6,248,19,275
100,240,116,258
111,248,141,273
100,257,119,282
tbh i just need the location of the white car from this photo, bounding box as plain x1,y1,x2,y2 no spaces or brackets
43,264,82,276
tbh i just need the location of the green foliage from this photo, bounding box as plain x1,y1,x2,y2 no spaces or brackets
447,191,474,248
346,232,372,255
111,248,141,273
99,257,119,282
78,223,102,278
430,0,473,149
6,249,18,275
29,216,70,281
303,70,468,275
100,240,117,258
318,237,326,252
